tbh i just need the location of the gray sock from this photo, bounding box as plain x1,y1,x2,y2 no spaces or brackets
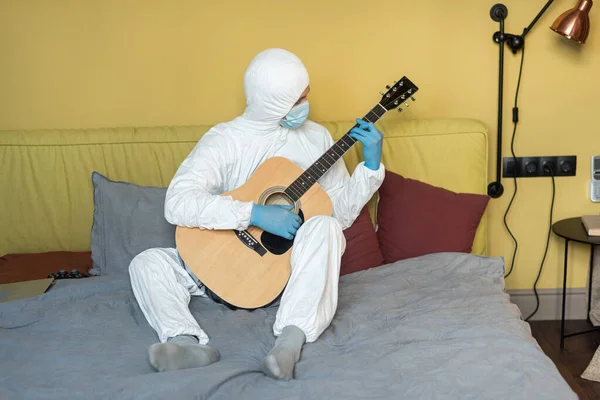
261,325,306,381
148,335,220,372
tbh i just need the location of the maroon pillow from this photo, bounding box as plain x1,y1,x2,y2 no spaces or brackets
340,206,385,276
376,171,490,263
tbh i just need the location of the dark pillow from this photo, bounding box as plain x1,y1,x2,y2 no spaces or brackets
340,206,385,276
90,172,176,276
376,171,489,263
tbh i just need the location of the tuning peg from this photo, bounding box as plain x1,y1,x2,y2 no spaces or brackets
386,85,391,89
404,102,409,107
397,108,403,112
380,92,385,96
393,81,397,83
411,96,416,101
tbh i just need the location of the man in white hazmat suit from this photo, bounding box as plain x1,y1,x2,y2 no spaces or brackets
129,48,385,380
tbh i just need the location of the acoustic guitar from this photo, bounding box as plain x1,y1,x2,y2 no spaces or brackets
176,77,419,309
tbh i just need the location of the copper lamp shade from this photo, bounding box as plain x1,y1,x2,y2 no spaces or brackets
551,0,593,43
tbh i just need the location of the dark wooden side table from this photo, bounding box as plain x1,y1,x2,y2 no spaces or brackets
552,217,600,348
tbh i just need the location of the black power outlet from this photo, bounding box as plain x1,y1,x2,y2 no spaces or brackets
502,156,577,178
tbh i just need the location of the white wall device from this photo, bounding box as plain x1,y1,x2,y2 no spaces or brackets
591,155,600,202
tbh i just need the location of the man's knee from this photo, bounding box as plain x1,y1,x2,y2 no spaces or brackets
301,215,342,235
129,248,177,278
295,215,345,254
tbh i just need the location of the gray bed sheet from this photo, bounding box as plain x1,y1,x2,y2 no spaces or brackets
0,252,576,400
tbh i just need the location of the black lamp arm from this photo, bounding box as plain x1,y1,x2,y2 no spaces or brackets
524,0,557,38
487,1,556,198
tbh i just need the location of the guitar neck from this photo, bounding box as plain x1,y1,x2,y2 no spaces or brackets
284,103,388,202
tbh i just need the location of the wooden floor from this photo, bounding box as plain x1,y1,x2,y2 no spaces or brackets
530,320,600,399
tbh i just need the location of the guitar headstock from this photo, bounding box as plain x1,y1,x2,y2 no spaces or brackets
379,76,419,112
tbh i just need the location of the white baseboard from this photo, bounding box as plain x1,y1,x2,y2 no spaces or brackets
507,288,588,321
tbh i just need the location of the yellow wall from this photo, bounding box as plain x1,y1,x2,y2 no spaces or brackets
1,0,599,290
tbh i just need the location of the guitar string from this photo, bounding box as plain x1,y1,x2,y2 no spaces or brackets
286,84,415,199
287,83,418,198
289,104,387,194
285,104,389,200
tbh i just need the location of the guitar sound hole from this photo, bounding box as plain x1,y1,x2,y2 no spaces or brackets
264,191,293,207
261,209,305,255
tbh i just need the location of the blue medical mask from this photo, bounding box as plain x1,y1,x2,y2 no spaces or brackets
280,101,310,129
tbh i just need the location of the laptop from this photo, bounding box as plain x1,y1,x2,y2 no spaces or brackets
0,278,55,303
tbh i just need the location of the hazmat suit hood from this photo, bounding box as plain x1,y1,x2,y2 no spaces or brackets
241,48,310,130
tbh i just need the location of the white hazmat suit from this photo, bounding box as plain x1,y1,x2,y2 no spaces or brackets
129,48,385,351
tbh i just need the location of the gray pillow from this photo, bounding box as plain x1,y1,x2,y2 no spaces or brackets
89,172,176,275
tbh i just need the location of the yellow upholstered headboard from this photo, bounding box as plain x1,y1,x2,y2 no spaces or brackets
0,117,488,256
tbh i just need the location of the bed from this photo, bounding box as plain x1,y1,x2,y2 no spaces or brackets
0,118,577,399
0,252,576,399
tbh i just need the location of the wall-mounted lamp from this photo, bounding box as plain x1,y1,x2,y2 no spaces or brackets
487,0,593,198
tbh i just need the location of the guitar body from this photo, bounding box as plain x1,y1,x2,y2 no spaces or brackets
175,157,333,310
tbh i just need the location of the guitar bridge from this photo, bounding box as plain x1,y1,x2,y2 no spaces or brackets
234,230,267,257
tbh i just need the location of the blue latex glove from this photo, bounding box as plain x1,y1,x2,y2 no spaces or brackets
349,118,383,170
249,204,303,240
